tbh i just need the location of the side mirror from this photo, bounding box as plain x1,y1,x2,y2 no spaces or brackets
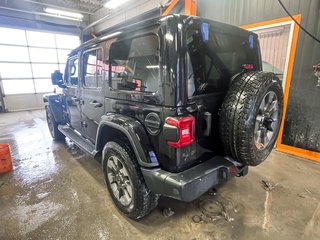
51,70,65,88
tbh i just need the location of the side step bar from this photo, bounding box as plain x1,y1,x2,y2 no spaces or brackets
58,125,97,157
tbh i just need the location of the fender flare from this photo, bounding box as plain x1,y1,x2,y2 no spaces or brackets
96,114,159,168
43,93,66,124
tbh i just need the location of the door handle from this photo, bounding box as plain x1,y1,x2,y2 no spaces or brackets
89,101,102,108
71,96,79,102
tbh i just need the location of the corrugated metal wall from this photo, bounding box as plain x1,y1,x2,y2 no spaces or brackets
198,0,320,152
256,25,291,72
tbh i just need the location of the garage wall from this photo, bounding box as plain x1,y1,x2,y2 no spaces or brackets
2,94,44,111
198,0,320,153
257,24,291,73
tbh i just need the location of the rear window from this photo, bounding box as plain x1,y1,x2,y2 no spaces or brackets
186,23,259,97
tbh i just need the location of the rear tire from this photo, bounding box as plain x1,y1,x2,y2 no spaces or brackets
102,141,158,219
219,71,283,166
45,106,65,141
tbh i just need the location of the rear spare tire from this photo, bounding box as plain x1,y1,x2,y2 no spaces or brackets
220,71,283,166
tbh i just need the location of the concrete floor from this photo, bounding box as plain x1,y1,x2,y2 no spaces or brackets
0,110,320,240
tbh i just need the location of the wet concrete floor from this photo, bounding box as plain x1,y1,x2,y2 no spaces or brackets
0,110,320,240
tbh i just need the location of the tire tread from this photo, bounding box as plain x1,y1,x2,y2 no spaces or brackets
102,141,158,219
220,71,283,166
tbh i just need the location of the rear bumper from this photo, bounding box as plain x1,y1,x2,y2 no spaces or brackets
141,156,248,202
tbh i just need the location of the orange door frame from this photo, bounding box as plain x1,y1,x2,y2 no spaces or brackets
185,0,197,15
243,15,320,162
162,0,197,16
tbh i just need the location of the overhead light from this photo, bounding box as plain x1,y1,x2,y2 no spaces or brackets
44,8,83,20
104,0,129,9
41,13,83,21
146,65,159,69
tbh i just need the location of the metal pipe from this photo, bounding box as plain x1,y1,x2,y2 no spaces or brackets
0,6,40,16
83,10,112,31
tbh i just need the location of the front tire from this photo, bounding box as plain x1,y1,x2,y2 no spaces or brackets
220,71,283,166
102,141,158,219
45,106,65,141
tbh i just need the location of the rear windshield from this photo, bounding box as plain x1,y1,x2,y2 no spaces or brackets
186,22,259,97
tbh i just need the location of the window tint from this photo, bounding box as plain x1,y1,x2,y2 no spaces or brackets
83,48,104,88
187,26,257,97
110,35,159,93
66,57,79,86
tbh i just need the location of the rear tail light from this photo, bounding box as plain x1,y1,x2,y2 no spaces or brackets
166,116,195,148
242,64,254,70
229,166,238,175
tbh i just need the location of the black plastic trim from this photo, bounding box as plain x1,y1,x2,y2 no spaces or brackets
141,156,239,202
163,123,179,142
96,114,159,168
43,93,66,124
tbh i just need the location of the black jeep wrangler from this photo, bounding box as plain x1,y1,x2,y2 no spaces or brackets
44,15,283,219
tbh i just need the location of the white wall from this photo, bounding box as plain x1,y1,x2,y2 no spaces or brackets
90,0,160,33
3,94,45,112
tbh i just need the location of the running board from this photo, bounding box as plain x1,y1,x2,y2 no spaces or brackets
58,125,97,157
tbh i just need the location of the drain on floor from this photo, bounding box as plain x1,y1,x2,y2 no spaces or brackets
192,190,237,224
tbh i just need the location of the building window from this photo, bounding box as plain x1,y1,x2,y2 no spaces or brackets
0,27,79,95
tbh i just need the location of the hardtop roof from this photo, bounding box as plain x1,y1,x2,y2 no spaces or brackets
69,14,255,56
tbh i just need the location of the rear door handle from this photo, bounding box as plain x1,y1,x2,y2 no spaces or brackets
71,96,79,102
89,101,102,108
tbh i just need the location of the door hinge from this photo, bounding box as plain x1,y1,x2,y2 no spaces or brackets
81,121,87,128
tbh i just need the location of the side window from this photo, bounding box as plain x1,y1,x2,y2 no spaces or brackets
102,38,116,88
66,57,78,86
83,48,103,88
109,35,159,93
